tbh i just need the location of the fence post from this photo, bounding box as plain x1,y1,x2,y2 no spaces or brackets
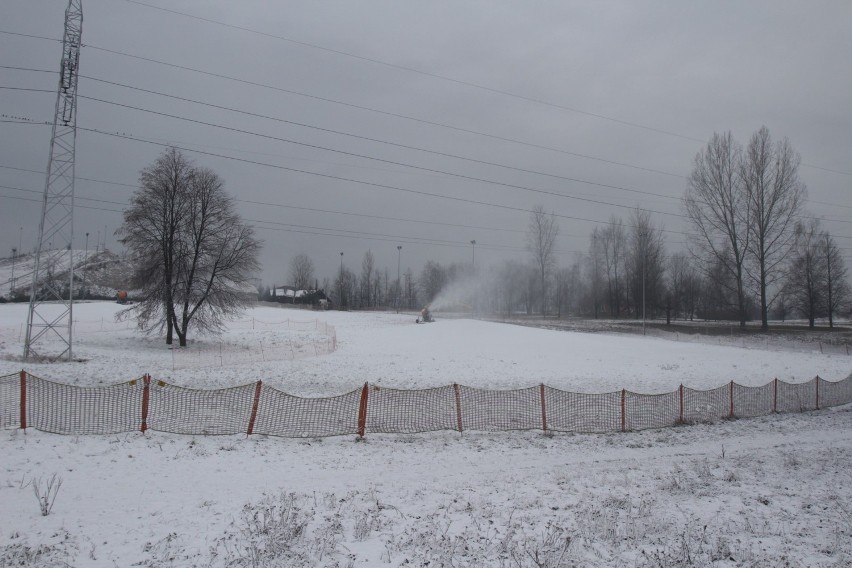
357,382,369,438
453,383,463,433
773,378,778,413
620,389,626,432
247,380,262,435
140,374,151,433
19,370,27,430
678,384,684,424
539,384,547,433
729,381,734,418
815,375,820,410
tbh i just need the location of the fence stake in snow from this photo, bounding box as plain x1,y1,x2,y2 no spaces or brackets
247,380,262,435
773,378,778,413
19,370,27,430
453,383,463,433
729,381,734,418
620,389,626,432
678,384,684,424
140,374,150,433
539,383,547,433
357,383,369,438
815,375,820,410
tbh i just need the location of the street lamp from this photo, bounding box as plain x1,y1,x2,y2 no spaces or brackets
10,248,16,292
640,231,647,336
82,232,89,300
340,251,344,271
396,245,402,313
470,240,476,266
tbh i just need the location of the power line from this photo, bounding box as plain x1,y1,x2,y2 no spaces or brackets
74,93,688,219
123,0,704,143
119,6,852,177
79,74,688,202
75,125,698,238
66,91,852,224
2,29,850,177
6,85,687,215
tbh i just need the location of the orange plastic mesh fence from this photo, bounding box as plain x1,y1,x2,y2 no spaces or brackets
251,386,360,438
544,388,621,433
457,385,541,431
0,373,20,429
819,376,852,408
26,374,144,435
682,385,730,423
776,378,817,413
147,381,256,435
2,373,850,437
624,391,680,431
732,382,775,418
365,385,457,434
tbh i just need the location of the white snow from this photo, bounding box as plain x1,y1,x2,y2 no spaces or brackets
1,301,850,566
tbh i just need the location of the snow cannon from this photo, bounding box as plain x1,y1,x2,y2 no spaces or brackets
116,290,128,304
416,306,435,324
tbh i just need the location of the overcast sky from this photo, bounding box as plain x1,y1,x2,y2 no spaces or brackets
2,0,851,286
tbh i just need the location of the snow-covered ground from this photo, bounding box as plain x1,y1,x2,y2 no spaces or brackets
1,302,850,566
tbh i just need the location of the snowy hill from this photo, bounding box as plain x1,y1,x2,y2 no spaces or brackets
0,249,133,301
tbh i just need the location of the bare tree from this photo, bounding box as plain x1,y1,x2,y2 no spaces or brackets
117,147,194,344
741,126,806,330
785,219,825,327
419,260,446,304
599,216,626,317
685,132,750,327
527,205,559,316
588,228,604,318
626,209,666,320
171,167,261,346
289,253,314,293
118,149,260,346
361,251,375,307
820,229,849,328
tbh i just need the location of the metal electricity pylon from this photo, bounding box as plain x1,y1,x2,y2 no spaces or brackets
24,0,83,361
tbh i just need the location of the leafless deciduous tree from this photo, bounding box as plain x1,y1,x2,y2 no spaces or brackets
289,254,314,293
785,219,824,328
626,209,666,320
820,230,849,328
117,147,194,344
685,131,750,327
419,260,446,304
599,215,626,318
118,148,260,346
527,205,559,316
361,250,375,307
741,126,806,330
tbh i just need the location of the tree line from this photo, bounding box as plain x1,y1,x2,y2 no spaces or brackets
274,128,849,328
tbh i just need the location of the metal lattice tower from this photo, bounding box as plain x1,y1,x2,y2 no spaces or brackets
24,0,83,361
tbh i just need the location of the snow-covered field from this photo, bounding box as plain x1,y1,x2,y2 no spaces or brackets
1,302,850,566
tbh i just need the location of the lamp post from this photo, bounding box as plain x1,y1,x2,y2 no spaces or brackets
338,252,344,309
82,232,89,300
396,245,402,313
470,240,476,266
10,248,16,292
640,231,647,336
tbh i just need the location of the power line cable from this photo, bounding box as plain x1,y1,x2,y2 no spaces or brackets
76,74,686,203
122,0,704,143
72,92,688,219
2,32,848,177
75,125,698,237
118,5,852,177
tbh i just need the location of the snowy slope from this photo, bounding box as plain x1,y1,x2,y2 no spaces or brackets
0,302,850,566
0,249,132,300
